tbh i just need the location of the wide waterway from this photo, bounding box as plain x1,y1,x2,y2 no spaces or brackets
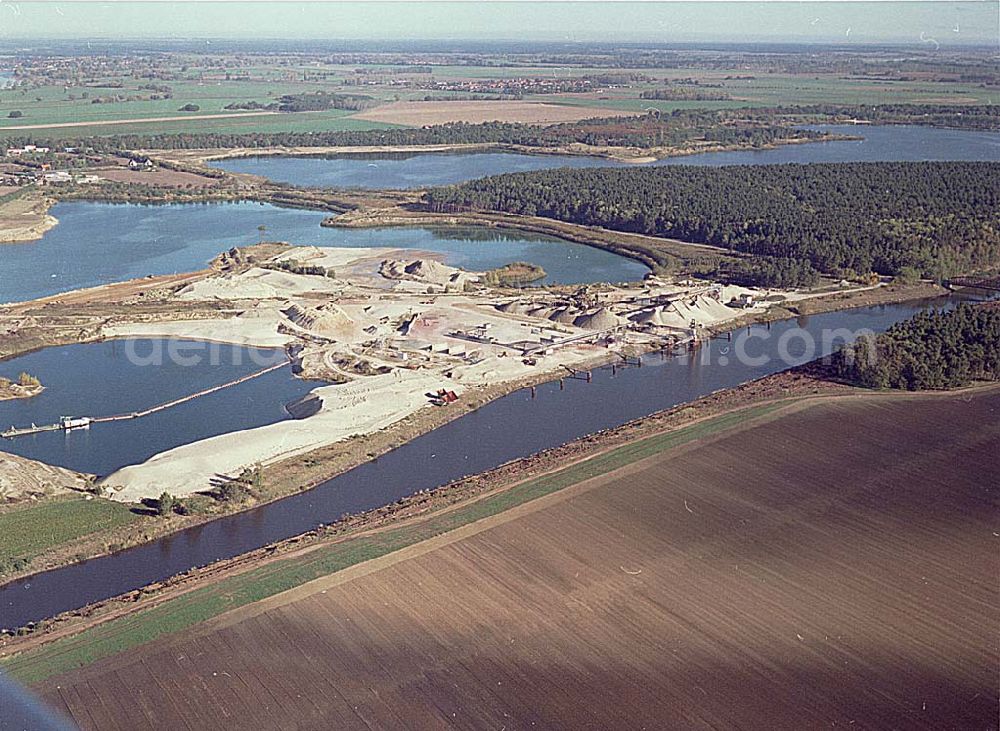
208,125,1000,188
0,291,983,628
0,339,316,476
1,202,648,304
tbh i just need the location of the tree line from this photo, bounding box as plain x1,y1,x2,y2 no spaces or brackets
770,103,1000,131
833,304,1000,390
0,110,828,152
425,161,1000,285
2,103,994,153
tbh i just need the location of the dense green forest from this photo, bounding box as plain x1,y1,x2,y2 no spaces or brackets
425,162,1000,284
833,304,1000,390
771,103,1000,131
275,92,377,112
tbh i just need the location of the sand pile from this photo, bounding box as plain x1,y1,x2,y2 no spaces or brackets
629,294,746,331
630,306,688,329
275,245,393,270
380,258,475,287
669,295,737,326
573,307,623,330
549,307,579,325
178,268,339,301
495,300,577,321
178,270,284,300
631,307,666,326
0,452,89,501
284,302,357,339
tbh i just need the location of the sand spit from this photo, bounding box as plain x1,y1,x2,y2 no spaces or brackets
0,194,58,244
104,369,458,501
103,312,293,349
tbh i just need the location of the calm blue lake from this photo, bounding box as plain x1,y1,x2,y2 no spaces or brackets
0,339,316,476
208,125,1000,188
1,201,648,303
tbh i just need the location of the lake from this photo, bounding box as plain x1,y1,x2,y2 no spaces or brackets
1,201,648,303
207,125,1000,189
0,339,316,476
7,125,997,305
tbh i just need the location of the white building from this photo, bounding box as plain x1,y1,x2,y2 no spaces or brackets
41,171,72,184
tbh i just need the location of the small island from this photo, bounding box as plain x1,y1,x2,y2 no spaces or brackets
0,372,45,401
482,261,547,287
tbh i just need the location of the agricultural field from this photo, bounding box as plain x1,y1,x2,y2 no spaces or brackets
0,495,137,575
351,99,637,125
26,390,999,729
1,51,994,136
0,76,399,137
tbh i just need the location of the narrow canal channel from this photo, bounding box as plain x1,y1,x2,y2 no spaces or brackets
0,292,980,629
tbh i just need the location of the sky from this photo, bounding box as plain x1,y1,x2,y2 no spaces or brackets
0,1,996,46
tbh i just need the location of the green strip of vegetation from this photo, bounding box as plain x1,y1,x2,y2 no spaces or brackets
2,402,781,684
0,497,137,576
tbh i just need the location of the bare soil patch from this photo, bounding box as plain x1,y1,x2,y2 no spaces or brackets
35,390,1000,729
0,111,277,131
352,100,637,126
0,193,57,244
94,168,221,188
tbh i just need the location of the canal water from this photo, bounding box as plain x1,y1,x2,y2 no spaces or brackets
0,202,647,304
0,339,316,477
208,125,1000,188
0,292,979,628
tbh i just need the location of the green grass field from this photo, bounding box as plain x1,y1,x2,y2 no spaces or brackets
5,112,400,139
0,75,398,135
0,496,138,573
1,401,782,684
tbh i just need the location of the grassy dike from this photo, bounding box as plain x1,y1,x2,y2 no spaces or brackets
2,401,782,685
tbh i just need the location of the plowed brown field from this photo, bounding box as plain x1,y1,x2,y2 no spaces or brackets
351,100,634,126
37,392,1000,729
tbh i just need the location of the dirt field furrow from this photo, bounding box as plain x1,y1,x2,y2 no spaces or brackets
34,391,1000,729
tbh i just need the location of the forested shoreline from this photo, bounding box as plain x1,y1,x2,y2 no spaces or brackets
425,161,1000,285
833,304,1000,390
0,112,821,152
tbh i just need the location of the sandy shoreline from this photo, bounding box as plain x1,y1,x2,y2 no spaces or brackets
0,192,58,244
159,131,848,167
0,213,57,244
